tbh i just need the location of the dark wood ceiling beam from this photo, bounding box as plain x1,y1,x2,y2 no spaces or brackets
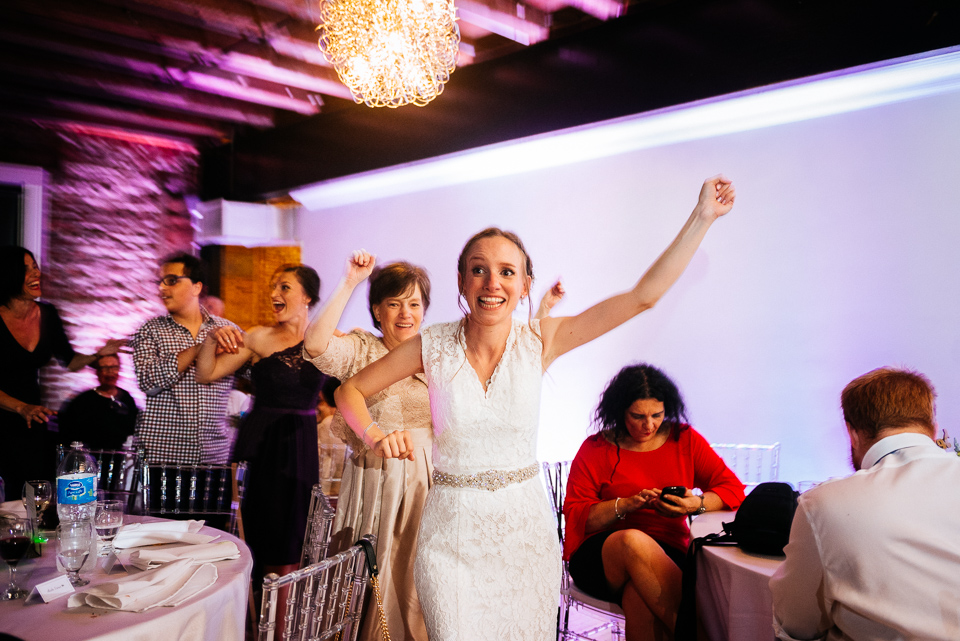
0,25,326,114
0,53,276,127
8,0,337,75
98,0,288,41
458,0,551,45
0,86,231,140
6,3,350,102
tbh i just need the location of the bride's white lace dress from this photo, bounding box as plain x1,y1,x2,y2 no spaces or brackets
415,318,561,640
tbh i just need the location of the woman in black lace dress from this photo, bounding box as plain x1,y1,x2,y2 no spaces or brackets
196,263,323,581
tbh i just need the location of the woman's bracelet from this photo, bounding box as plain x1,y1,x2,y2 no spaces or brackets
614,497,626,520
362,421,379,446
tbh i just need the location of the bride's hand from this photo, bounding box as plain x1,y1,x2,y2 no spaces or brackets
372,429,415,461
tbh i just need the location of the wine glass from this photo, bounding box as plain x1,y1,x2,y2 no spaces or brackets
57,521,94,587
22,480,53,541
1,517,32,600
94,500,124,557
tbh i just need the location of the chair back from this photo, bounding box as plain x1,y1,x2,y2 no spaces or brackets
259,534,376,641
542,460,625,639
300,484,336,568
140,460,248,535
709,442,780,490
541,460,570,547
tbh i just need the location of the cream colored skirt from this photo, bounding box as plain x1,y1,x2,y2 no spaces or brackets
331,427,433,641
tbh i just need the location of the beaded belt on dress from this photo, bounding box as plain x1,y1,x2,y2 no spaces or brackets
432,463,539,492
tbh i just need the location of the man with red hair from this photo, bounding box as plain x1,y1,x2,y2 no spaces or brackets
770,367,960,641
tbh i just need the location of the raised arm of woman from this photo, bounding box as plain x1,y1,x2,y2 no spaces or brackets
540,176,735,368
303,250,375,358
334,334,424,460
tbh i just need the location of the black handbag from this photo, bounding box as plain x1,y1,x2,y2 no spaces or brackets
675,482,800,641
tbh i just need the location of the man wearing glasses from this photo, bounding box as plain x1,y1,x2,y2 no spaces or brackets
131,252,237,464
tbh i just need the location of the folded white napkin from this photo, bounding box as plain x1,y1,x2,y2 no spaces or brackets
128,541,241,570
114,520,217,548
67,559,218,612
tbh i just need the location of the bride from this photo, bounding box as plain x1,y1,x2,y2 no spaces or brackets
335,176,736,640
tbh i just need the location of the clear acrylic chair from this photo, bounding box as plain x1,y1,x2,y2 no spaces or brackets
300,484,336,568
542,461,625,641
259,534,376,641
709,442,780,491
140,460,248,535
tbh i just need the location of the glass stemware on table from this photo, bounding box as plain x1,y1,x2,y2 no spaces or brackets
94,500,124,557
57,521,94,587
21,480,52,542
1,516,32,600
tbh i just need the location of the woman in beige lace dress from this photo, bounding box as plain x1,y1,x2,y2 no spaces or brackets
303,251,433,641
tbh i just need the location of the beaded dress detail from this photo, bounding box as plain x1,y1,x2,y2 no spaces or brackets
415,319,561,640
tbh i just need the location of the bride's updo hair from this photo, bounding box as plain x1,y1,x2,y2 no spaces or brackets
456,228,534,318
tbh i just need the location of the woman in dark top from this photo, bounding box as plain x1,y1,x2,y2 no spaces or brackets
0,246,124,494
196,263,323,581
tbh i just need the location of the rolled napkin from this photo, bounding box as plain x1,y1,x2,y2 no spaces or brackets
114,520,217,548
128,541,241,570
67,559,218,612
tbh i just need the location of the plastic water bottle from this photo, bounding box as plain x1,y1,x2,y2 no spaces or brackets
56,442,100,570
56,442,99,522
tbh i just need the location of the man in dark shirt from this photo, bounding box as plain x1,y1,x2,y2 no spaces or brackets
58,354,139,450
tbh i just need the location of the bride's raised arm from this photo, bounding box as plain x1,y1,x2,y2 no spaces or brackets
539,175,735,368
334,334,424,460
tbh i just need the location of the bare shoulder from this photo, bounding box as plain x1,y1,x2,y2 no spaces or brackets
242,325,270,352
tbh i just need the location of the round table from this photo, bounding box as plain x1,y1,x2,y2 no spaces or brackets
690,510,783,641
0,502,253,641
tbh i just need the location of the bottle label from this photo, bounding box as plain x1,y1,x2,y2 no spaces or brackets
57,474,97,505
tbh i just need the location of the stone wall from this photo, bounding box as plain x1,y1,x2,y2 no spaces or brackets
22,124,199,411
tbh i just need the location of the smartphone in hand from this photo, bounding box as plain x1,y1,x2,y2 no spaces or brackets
660,486,686,500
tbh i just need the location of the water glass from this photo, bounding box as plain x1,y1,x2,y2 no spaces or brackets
22,480,53,541
95,500,124,557
57,521,94,587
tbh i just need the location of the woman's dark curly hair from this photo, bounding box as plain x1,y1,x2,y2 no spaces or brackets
594,363,689,444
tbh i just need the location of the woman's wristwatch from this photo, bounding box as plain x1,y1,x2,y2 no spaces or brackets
693,494,706,515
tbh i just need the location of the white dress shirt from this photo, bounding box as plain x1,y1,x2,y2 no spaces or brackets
770,432,960,641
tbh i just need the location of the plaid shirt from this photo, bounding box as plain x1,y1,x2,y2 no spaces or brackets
132,310,237,464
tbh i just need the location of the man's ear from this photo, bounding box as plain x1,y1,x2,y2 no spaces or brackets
846,422,861,449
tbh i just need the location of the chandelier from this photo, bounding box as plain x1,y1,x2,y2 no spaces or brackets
318,0,461,108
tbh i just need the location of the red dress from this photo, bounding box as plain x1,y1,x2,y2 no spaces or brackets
563,427,745,559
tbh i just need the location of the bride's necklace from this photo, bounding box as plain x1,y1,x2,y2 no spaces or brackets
464,324,508,389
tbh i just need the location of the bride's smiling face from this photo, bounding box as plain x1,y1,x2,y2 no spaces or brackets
458,236,530,325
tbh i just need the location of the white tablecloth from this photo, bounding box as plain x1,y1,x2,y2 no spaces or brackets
690,510,782,641
0,503,252,641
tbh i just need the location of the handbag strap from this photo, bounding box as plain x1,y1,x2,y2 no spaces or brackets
355,538,391,641
675,531,737,641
